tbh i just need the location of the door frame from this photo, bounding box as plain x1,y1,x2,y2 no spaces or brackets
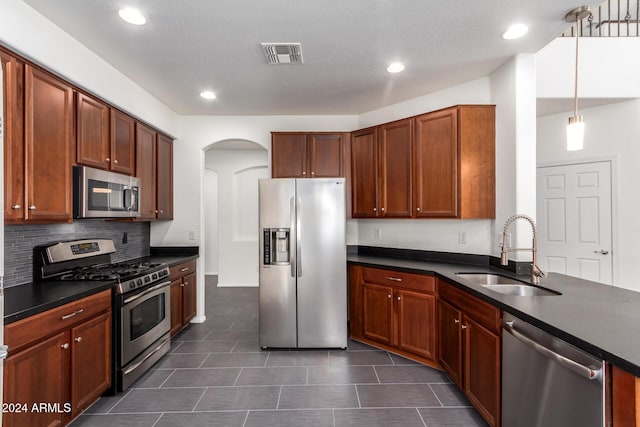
536,156,618,285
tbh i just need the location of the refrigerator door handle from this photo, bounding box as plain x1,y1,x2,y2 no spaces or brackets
296,197,302,278
290,196,296,278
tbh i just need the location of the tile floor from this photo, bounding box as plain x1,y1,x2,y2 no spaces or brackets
72,278,487,426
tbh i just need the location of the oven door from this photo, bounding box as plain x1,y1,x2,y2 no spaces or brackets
120,280,171,366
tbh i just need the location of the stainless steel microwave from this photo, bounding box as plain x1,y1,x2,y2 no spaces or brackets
73,166,141,218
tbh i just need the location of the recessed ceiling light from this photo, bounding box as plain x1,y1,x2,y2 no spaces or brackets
502,23,528,40
118,7,146,26
200,91,217,100
387,62,405,73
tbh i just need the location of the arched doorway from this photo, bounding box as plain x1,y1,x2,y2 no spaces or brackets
203,139,268,287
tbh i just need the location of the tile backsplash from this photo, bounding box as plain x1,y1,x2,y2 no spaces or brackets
4,221,150,287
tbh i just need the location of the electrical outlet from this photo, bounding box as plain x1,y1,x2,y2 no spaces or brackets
188,230,196,241
458,231,468,244
374,228,382,240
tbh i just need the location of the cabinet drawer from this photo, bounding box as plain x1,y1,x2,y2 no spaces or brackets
438,280,500,334
5,290,111,353
170,259,196,279
362,267,435,293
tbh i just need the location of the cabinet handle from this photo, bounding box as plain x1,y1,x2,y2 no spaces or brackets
11,204,21,210
159,210,164,214
28,205,36,211
180,267,189,272
105,157,111,162
594,250,609,255
61,309,84,320
386,277,402,282
61,343,69,350
75,337,82,343
454,319,460,324
311,171,315,176
114,159,119,164
180,283,185,287
155,210,159,214
397,296,401,301
302,171,307,175
387,294,391,299
380,207,385,213
461,324,468,330
373,207,377,212
416,207,421,213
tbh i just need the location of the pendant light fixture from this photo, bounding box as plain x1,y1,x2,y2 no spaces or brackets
565,6,590,151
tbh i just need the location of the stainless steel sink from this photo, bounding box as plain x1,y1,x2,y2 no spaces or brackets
455,273,561,296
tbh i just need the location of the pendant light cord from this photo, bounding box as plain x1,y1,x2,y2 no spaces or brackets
574,13,580,118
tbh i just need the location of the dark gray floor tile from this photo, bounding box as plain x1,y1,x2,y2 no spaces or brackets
235,367,307,385
70,413,161,426
202,352,268,367
155,411,248,427
418,407,488,426
110,388,205,412
307,365,379,384
245,409,334,427
334,408,425,427
357,384,440,408
161,367,240,387
154,353,208,369
232,340,261,352
83,392,130,414
375,365,449,383
174,328,212,341
266,350,330,366
430,383,472,407
347,340,379,351
278,385,359,409
230,319,259,330
329,350,393,366
172,340,237,353
130,368,174,388
195,386,280,410
205,330,259,341
389,352,421,365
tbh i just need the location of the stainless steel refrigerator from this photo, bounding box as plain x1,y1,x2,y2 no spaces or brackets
259,178,347,349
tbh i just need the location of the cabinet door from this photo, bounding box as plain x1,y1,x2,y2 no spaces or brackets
438,298,462,387
396,289,436,361
76,92,110,170
3,332,69,427
156,133,173,220
271,133,307,178
463,315,500,427
362,283,393,345
413,108,458,217
378,119,412,217
110,109,135,175
350,128,377,218
1,51,25,222
71,312,111,414
135,122,157,220
25,65,74,221
307,133,343,178
170,279,184,336
182,272,197,325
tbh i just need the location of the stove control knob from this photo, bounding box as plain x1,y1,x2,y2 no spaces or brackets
137,278,143,286
151,273,158,280
129,281,136,289
144,276,151,283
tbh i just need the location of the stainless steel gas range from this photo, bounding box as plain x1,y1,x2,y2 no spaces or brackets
34,239,171,392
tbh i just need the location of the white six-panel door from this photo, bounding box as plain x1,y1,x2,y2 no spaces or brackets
536,161,613,285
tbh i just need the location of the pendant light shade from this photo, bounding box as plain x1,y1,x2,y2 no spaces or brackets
565,6,590,151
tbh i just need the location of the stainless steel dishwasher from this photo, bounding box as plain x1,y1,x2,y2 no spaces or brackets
501,313,604,427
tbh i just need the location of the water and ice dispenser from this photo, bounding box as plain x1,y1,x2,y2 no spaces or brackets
263,228,291,265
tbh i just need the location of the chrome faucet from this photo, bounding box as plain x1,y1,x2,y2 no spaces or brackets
500,214,546,285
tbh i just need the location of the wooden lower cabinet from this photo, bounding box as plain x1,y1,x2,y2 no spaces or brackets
438,279,501,427
169,259,197,336
2,290,111,427
350,265,437,365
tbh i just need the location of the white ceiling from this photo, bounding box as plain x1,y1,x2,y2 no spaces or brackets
23,0,603,115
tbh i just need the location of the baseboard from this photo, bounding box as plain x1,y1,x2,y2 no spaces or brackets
216,282,259,287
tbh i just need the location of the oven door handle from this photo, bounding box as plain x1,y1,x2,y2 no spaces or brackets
123,335,171,375
123,281,171,304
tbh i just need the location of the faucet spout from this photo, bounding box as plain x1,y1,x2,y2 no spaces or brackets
500,214,546,285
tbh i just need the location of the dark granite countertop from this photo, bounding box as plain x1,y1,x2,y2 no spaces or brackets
4,248,198,325
348,251,640,377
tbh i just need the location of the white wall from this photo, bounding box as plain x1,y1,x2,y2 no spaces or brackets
0,0,178,136
203,170,219,275
205,148,268,287
537,99,640,291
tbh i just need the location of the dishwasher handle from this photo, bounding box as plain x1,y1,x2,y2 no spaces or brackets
501,319,602,382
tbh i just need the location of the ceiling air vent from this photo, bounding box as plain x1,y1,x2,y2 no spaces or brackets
261,43,303,64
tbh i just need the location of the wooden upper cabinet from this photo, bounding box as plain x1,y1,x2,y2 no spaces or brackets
378,118,412,217
156,133,173,220
110,109,136,175
135,122,157,220
350,128,377,218
25,65,74,222
271,132,346,178
1,50,25,223
76,92,110,170
413,105,495,219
